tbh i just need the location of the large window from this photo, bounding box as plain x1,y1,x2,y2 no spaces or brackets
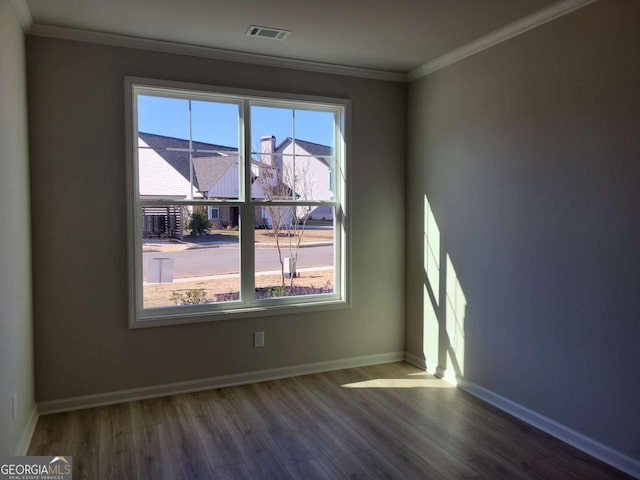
126,78,349,327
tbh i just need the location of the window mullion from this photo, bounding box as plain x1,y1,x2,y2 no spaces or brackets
334,109,344,299
240,99,255,303
292,109,296,200
188,99,194,200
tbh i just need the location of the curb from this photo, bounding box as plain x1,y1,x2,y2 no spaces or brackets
185,241,333,250
144,241,332,253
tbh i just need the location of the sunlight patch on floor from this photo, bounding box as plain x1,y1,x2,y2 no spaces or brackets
341,378,455,389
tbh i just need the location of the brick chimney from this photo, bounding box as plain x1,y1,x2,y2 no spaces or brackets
260,135,282,182
260,135,275,162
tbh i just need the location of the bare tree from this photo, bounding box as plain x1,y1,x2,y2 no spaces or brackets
255,150,313,290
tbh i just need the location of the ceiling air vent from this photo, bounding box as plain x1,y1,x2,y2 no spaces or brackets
246,25,291,41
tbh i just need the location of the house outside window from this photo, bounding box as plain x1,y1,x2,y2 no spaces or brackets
126,78,349,327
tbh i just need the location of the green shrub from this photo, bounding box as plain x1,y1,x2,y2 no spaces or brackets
266,285,290,297
170,288,209,305
188,207,211,236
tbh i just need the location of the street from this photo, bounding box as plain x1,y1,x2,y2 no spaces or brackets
143,244,333,280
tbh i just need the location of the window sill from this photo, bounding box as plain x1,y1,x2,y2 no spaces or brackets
130,298,350,329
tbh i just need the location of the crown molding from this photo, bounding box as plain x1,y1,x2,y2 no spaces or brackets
408,0,599,81
22,0,599,83
28,24,408,83
9,0,33,31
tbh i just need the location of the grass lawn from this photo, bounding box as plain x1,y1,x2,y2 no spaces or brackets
143,269,334,308
202,228,333,244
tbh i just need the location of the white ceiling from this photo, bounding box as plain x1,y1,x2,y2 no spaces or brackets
25,0,561,74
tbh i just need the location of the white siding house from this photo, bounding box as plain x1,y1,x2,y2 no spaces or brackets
138,136,199,200
206,163,239,199
138,132,332,233
269,136,334,220
279,140,333,202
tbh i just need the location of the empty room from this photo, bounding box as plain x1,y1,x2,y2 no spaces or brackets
1,0,638,478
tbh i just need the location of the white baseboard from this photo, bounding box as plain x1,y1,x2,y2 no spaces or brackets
434,365,460,386
404,352,441,376
37,351,405,415
456,377,640,479
15,405,39,455
404,353,456,384
404,351,426,370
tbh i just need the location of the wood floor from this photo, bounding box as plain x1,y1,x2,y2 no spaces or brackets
28,362,630,479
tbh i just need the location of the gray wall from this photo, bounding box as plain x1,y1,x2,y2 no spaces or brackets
407,0,640,459
0,0,35,455
27,37,406,402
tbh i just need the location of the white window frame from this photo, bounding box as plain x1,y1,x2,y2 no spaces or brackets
125,77,350,328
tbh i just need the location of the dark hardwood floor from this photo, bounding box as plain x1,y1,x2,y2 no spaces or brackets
28,362,631,479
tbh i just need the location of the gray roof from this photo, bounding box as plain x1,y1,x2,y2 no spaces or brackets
140,132,331,193
192,155,238,192
275,137,332,166
139,132,238,193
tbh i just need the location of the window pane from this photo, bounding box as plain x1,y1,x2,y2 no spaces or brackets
250,106,293,155
191,101,239,149
192,101,241,201
254,206,335,299
137,96,193,200
250,106,335,202
192,153,241,201
295,110,335,151
141,205,241,308
138,95,189,139
137,96,241,201
138,144,194,200
280,149,334,202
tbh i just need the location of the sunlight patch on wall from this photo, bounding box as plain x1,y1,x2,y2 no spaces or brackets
421,194,468,381
446,254,466,378
424,195,441,302
423,284,440,373
423,194,441,373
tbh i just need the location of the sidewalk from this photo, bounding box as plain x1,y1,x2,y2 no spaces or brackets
142,265,333,286
143,239,332,253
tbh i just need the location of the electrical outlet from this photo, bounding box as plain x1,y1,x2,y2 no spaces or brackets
254,331,265,348
12,393,17,420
